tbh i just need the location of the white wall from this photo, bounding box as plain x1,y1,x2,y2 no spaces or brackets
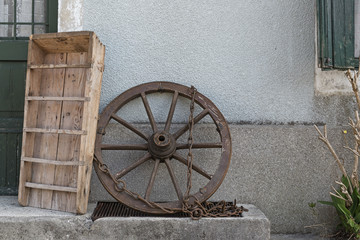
80,0,328,124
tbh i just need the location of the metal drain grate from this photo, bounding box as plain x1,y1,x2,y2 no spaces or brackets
91,201,242,221
91,202,188,221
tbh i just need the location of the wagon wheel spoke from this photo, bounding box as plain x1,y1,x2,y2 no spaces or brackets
115,153,152,179
111,114,148,140
176,142,222,149
101,144,148,150
144,159,160,200
164,91,179,132
141,92,158,132
173,109,209,140
172,153,212,180
164,158,183,201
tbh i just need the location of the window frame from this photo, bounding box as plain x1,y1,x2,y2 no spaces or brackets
0,0,58,41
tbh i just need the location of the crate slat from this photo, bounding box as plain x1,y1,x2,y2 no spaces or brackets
23,128,87,135
25,182,78,193
28,63,91,69
25,96,90,101
18,31,105,214
21,157,85,166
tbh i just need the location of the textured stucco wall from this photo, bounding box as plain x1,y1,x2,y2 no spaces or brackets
55,0,358,127
73,0,359,234
82,0,355,125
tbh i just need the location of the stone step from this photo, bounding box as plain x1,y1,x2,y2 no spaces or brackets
0,197,270,240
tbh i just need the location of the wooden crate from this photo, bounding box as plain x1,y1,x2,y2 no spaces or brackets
18,31,105,214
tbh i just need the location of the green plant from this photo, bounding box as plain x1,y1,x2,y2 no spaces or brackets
315,69,360,239
318,176,360,238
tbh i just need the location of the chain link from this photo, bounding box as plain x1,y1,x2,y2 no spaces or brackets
93,86,247,219
93,155,176,214
184,86,196,200
181,86,247,219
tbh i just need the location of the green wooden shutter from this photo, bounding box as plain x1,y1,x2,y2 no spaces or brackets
317,0,358,69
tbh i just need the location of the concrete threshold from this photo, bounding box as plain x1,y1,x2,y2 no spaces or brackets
0,196,270,240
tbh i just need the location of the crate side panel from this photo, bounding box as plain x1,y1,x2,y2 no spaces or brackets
19,31,104,213
76,35,105,214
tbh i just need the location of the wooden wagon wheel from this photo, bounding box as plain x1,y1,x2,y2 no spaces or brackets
94,81,231,214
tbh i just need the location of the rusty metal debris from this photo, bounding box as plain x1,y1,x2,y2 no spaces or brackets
91,201,246,221
93,81,245,217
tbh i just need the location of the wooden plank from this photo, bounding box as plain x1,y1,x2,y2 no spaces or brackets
10,62,27,112
25,182,77,193
52,51,88,212
0,41,28,61
0,134,6,188
31,32,91,54
0,132,22,195
0,62,26,112
28,63,91,69
0,63,12,111
22,157,85,166
76,33,105,214
6,134,19,192
332,0,357,68
0,58,26,194
28,53,66,209
18,39,45,206
26,96,90,101
23,128,87,135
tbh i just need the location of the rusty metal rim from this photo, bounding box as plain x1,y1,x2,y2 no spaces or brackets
94,81,231,214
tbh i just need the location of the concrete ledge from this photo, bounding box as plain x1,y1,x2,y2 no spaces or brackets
271,234,330,240
90,204,270,240
0,197,269,240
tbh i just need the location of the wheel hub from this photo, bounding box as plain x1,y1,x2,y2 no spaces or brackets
148,131,176,159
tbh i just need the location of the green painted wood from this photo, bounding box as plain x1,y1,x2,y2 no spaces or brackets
48,0,58,33
0,62,26,112
6,134,21,195
0,118,23,133
0,133,22,195
317,0,358,69
0,61,25,195
0,134,6,188
332,0,358,69
317,0,333,68
0,41,28,61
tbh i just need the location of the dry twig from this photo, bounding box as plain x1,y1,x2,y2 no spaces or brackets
349,113,360,190
352,141,360,190
330,192,347,202
346,69,360,110
335,181,353,205
314,125,348,178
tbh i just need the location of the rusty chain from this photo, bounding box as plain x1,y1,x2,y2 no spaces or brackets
93,86,247,219
183,86,196,200
181,86,247,219
93,154,177,214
